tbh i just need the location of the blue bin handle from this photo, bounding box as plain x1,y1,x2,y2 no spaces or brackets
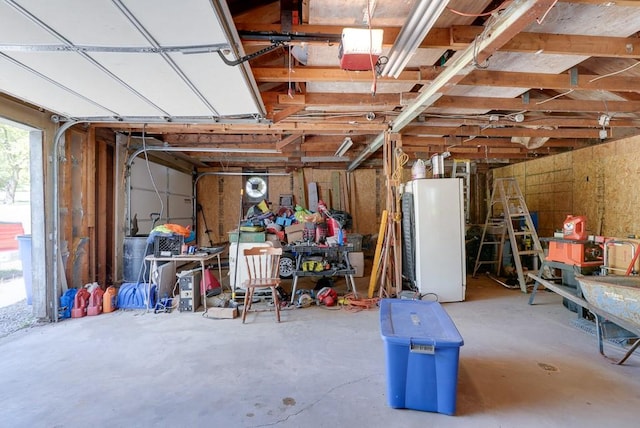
410,340,435,355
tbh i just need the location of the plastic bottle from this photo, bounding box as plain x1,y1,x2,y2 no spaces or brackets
87,287,105,316
103,286,117,313
563,215,587,240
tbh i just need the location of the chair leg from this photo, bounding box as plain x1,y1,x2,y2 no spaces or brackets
242,287,250,323
272,286,281,322
247,287,254,311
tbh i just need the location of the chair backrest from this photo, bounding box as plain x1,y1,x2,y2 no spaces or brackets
243,247,283,281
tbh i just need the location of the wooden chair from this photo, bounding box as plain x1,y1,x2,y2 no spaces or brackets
241,247,283,323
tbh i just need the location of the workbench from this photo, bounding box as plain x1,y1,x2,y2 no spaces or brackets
144,247,224,312
285,243,357,303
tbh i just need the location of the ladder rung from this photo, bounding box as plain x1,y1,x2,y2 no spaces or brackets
517,250,543,256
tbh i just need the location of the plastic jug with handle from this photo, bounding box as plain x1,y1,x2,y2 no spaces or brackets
411,159,426,179
563,215,587,240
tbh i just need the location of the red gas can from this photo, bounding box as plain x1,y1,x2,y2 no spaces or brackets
563,215,587,240
71,288,90,318
87,287,105,316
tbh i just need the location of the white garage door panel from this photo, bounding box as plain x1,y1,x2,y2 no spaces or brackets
8,52,164,116
172,53,260,117
0,56,113,117
167,194,194,222
120,0,229,45
0,2,59,44
168,167,193,192
130,158,167,190
89,53,214,116
129,158,193,235
12,0,148,46
0,0,264,120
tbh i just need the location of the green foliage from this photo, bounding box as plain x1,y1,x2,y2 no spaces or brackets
0,124,30,204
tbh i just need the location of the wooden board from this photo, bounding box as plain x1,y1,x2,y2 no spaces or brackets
308,182,319,212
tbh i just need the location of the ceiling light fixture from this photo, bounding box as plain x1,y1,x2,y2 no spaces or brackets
335,137,354,157
379,0,450,78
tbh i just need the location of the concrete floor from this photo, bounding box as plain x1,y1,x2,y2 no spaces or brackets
1,274,639,428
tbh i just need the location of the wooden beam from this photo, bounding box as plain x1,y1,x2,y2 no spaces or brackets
253,66,423,83
400,125,601,139
254,66,640,93
401,136,587,148
162,134,279,144
460,69,640,93
407,116,640,129
275,133,302,150
92,122,388,134
271,105,305,123
432,95,640,113
239,23,640,58
560,0,640,6
266,91,640,114
450,26,640,59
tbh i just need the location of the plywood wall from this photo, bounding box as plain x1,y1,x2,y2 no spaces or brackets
493,135,640,239
195,168,385,245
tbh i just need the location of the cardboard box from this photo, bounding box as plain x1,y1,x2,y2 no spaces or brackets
285,223,304,234
606,238,640,273
205,307,238,319
348,251,365,277
285,223,305,244
287,230,304,244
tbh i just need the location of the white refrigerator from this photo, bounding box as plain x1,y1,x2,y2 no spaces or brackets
403,178,466,302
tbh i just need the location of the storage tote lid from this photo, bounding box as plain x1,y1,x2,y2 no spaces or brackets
380,299,464,347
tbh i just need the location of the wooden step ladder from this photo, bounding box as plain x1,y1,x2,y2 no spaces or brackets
451,159,471,223
473,177,545,292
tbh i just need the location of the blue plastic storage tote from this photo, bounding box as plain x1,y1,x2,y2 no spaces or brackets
379,299,464,415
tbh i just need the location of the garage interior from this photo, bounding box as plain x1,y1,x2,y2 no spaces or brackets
1,0,640,425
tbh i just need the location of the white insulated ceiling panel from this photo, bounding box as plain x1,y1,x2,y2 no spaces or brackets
0,0,264,120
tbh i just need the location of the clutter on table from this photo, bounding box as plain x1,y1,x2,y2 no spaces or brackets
228,197,353,246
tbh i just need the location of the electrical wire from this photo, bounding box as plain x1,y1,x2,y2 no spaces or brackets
589,61,640,83
366,0,377,96
392,147,409,183
535,89,574,105
340,292,379,312
536,0,558,25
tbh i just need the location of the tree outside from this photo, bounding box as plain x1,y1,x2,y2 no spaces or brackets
0,124,30,204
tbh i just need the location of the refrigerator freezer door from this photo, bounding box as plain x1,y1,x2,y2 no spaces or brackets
411,179,466,302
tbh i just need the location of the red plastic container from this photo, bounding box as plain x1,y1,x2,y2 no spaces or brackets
563,215,587,240
71,288,90,318
87,287,105,316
